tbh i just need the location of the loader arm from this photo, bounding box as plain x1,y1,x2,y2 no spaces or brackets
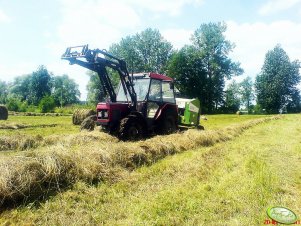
61,45,137,109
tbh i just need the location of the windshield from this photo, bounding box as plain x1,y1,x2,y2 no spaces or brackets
116,78,150,102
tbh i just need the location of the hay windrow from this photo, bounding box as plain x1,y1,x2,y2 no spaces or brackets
0,116,281,207
0,130,118,151
0,123,57,130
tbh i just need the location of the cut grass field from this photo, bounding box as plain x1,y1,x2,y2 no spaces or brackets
0,114,300,225
0,115,78,137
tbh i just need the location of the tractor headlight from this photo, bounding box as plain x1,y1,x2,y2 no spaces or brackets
104,111,108,118
97,110,109,119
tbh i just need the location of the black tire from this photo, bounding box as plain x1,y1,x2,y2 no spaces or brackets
119,117,144,141
158,114,176,135
197,125,205,130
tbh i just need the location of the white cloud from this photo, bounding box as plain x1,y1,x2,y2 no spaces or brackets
259,0,301,15
55,0,141,49
0,62,37,81
126,0,203,16
0,9,10,23
162,29,193,49
225,20,301,79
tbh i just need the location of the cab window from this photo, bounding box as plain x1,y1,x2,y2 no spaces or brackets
148,79,162,102
162,82,175,103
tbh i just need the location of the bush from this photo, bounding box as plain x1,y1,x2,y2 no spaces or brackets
6,97,22,112
39,96,56,113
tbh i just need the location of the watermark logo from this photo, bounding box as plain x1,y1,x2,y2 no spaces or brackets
266,206,298,225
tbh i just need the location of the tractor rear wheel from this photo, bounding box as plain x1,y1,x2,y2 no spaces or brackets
118,116,143,141
158,114,176,135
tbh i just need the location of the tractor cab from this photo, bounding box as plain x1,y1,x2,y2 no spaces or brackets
116,73,175,104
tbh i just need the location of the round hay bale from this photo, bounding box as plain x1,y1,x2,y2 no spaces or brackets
0,105,8,120
72,109,96,125
80,115,97,131
236,111,242,115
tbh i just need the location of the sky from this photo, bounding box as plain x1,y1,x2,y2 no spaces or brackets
0,0,301,100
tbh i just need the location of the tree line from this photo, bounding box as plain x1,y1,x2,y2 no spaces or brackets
89,23,301,114
0,66,80,112
0,22,300,114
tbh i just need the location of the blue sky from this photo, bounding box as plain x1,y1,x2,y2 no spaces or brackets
0,0,301,100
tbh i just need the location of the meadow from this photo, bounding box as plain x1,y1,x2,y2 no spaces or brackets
0,113,300,225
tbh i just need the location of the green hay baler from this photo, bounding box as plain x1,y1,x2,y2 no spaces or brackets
176,98,203,129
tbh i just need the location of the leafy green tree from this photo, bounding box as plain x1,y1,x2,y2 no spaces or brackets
110,28,173,73
0,81,8,104
52,75,80,107
168,22,243,113
223,80,241,113
9,75,32,101
29,65,52,105
86,70,119,104
239,76,254,112
255,45,301,114
191,22,243,113
110,36,143,74
167,46,209,112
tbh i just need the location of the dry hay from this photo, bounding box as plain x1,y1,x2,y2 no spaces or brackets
9,112,67,116
0,135,43,151
0,106,8,120
72,109,96,125
80,115,97,131
0,130,117,152
0,116,281,207
0,123,57,130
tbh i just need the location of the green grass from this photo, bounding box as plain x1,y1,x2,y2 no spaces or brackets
0,115,78,137
201,114,269,130
0,114,300,225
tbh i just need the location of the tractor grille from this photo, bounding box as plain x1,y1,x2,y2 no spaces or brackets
97,110,109,119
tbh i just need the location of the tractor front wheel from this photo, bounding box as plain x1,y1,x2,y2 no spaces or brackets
118,117,143,141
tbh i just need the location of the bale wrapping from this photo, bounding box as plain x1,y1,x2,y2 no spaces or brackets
0,105,8,120
72,109,96,125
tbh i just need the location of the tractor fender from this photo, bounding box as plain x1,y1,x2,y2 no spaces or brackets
155,104,178,126
155,103,178,120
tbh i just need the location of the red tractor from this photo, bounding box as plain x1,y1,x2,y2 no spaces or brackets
62,45,191,140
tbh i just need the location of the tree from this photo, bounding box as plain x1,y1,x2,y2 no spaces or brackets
29,65,52,105
168,22,243,113
86,70,119,104
223,80,241,113
52,75,80,107
167,46,209,112
239,76,254,112
110,36,143,74
110,28,174,74
0,81,8,104
9,74,32,101
255,45,301,114
191,22,243,113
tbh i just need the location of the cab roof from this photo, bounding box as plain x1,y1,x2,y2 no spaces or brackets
133,72,173,81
